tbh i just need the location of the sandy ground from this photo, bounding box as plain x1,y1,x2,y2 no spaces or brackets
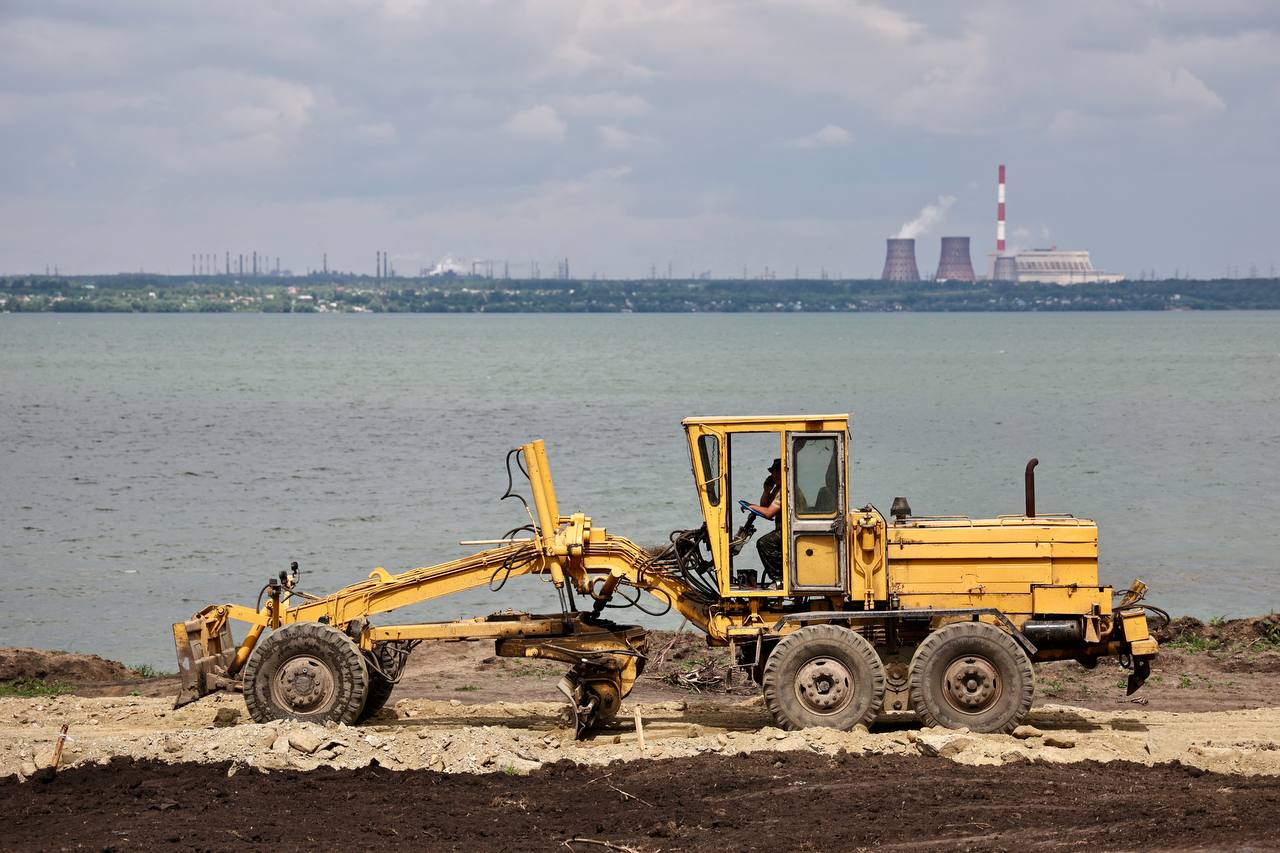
2,614,1277,782
2,616,1279,850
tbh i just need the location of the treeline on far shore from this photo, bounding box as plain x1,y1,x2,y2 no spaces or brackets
2,274,1279,313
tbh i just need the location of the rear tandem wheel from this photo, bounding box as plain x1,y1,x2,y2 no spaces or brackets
357,641,414,723
908,621,1035,734
761,624,885,731
242,622,370,725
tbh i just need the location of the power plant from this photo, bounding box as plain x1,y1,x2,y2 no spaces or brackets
881,238,920,282
986,164,1123,284
933,236,975,282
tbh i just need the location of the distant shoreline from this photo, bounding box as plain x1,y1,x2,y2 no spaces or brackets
3,275,1279,313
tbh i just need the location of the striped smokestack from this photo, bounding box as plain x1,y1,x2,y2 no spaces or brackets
997,164,1006,253
881,238,920,282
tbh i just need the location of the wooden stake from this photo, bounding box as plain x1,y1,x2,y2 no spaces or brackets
633,707,645,754
50,724,69,771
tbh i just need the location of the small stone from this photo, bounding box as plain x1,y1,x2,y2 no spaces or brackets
1012,725,1044,740
852,724,870,734
1043,735,1075,749
18,761,37,779
449,699,461,707
612,735,622,744
915,740,939,757
213,707,241,728
774,732,788,741
164,743,182,755
686,725,704,738
716,734,729,747
226,763,239,777
288,730,325,755
271,734,291,755
364,733,384,748
938,737,975,758
314,749,336,761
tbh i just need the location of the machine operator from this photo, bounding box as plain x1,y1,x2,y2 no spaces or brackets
746,458,783,586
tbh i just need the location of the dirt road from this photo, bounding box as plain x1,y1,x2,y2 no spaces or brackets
2,615,1279,850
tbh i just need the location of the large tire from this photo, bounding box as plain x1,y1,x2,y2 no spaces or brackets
243,622,369,725
356,642,412,723
761,625,885,731
908,621,1034,734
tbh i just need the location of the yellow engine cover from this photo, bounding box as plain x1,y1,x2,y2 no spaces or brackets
886,516,1103,621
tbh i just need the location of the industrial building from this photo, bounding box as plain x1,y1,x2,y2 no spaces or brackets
986,165,1124,284
1010,249,1123,284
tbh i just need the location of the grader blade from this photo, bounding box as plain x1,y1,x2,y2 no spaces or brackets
172,614,237,709
497,621,647,739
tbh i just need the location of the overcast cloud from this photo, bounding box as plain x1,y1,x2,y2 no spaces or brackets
1,0,1277,278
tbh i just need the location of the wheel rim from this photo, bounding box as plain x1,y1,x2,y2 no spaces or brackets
941,654,1002,715
793,656,853,716
271,654,337,714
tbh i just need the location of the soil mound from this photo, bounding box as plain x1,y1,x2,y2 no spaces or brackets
1155,613,1280,650
0,648,136,684
3,753,1278,851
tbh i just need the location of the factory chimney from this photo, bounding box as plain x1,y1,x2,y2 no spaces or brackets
990,163,1018,282
934,237,975,282
997,164,1006,254
881,238,920,282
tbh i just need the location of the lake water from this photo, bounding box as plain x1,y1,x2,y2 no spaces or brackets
2,312,1279,669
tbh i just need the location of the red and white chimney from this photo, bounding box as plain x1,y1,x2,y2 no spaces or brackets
996,164,1006,253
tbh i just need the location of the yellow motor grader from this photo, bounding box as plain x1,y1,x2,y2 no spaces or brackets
173,414,1159,736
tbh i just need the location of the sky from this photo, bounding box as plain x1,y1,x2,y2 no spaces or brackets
1,0,1277,279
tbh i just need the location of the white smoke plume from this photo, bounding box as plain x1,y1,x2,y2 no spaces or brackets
895,195,956,240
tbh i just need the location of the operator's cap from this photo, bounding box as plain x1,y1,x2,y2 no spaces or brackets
768,458,781,473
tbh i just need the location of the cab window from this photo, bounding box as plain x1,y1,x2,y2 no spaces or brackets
792,436,838,516
696,434,720,505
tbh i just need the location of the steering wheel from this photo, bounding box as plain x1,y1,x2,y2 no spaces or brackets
738,499,768,520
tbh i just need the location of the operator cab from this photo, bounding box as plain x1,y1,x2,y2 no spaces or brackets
684,415,850,599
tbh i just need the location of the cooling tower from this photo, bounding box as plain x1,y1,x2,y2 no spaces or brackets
993,255,1018,283
934,236,975,282
881,238,920,282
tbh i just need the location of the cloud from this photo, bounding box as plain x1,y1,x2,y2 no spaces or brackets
895,195,955,240
789,124,852,149
0,1,1277,276
596,124,656,151
559,91,652,119
501,104,567,143
352,121,397,142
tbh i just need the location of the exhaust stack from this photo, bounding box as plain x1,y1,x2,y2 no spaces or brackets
1024,457,1039,518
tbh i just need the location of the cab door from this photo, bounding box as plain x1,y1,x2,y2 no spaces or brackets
786,431,847,594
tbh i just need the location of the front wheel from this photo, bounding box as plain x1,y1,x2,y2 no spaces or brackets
761,625,885,730
242,622,370,725
908,621,1034,733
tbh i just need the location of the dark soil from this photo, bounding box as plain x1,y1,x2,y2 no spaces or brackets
1156,613,1280,650
0,648,139,685
4,753,1278,852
